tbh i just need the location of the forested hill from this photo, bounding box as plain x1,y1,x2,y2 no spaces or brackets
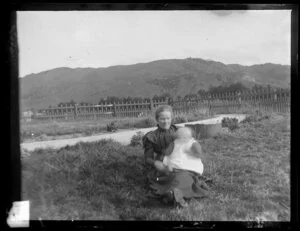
20,58,290,110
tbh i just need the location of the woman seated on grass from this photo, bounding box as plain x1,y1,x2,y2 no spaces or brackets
142,105,210,207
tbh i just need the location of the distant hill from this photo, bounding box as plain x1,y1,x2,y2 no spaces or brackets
20,58,290,110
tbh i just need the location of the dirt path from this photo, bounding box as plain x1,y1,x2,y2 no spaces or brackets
21,114,246,152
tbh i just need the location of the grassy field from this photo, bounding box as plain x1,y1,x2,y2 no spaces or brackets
20,111,210,142
21,112,290,221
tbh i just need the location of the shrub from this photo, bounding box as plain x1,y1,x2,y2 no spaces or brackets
240,115,258,124
130,131,145,147
221,117,239,131
107,121,119,132
241,114,271,125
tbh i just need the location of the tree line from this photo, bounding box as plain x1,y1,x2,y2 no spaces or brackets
51,83,287,108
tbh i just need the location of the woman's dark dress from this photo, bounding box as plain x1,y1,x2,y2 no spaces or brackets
142,124,209,203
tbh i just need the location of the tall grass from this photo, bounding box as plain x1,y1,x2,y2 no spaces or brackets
22,112,290,221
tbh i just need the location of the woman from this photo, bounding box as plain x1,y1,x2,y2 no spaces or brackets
142,105,210,207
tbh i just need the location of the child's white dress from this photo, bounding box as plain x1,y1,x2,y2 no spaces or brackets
163,138,204,175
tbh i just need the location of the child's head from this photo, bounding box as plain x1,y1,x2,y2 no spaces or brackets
175,127,193,140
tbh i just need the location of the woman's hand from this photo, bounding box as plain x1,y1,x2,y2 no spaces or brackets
154,161,174,175
166,165,173,173
154,160,168,172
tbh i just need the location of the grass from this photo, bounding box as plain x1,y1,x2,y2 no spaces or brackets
20,110,212,142
20,117,137,142
21,112,290,221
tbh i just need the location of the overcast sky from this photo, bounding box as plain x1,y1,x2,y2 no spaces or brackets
17,10,291,77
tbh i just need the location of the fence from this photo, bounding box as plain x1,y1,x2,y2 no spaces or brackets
26,89,290,121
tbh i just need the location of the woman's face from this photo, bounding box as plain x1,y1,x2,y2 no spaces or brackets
157,110,172,130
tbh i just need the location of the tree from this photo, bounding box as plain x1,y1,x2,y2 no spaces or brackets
133,96,142,101
153,95,159,100
98,98,106,104
125,96,133,102
176,95,182,101
229,82,248,92
197,89,207,95
160,93,173,100
69,100,76,106
208,82,248,94
184,94,194,100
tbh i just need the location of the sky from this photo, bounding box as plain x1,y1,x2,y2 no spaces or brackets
17,10,291,77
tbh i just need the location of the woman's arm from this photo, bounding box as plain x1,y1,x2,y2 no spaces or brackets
143,134,163,169
143,132,155,166
164,141,174,156
144,145,170,173
145,149,168,173
143,131,173,173
146,158,155,166
144,139,156,166
154,160,169,173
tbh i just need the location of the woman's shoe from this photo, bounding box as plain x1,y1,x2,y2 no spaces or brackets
162,190,174,205
173,188,188,208
200,182,210,190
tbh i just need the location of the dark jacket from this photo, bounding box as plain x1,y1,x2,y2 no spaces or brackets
142,124,178,163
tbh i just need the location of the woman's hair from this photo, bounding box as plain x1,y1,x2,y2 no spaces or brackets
155,105,173,121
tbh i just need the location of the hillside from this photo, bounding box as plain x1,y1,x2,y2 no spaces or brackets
20,58,290,110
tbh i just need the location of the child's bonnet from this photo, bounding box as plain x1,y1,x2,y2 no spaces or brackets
163,138,204,175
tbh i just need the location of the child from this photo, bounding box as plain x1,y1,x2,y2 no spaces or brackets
162,127,204,175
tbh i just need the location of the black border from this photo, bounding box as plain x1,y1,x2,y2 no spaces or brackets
10,3,299,11
5,2,298,230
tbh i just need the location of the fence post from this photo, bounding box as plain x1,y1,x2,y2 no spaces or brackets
238,92,242,104
113,102,117,117
150,98,153,112
168,96,173,106
273,88,278,113
208,93,212,116
273,88,277,102
237,91,242,111
74,104,78,120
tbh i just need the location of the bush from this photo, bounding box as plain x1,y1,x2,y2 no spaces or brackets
240,115,258,124
241,114,270,125
130,131,145,147
221,117,239,131
107,121,119,132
